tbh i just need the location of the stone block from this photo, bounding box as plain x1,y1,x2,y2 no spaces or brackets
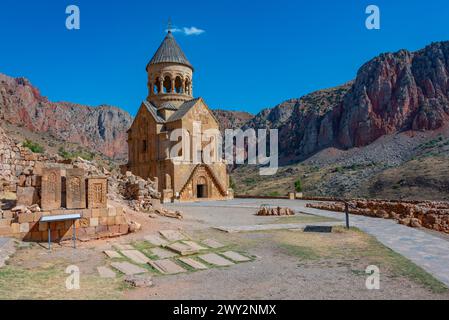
19,223,30,233
79,218,89,228
0,226,12,236
107,206,117,217
41,168,62,210
90,218,99,227
66,168,86,209
2,211,14,219
119,224,129,234
16,186,38,206
85,227,96,235
100,217,108,226
81,209,92,218
115,215,126,225
95,225,108,233
107,216,116,226
87,177,107,209
11,223,20,234
18,213,34,224
108,225,120,234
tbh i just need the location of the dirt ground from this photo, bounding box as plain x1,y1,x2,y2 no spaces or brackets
1,201,448,300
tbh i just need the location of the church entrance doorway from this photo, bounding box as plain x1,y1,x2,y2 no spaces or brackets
197,184,207,198
196,176,208,199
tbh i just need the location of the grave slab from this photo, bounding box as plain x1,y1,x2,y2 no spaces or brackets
221,251,251,262
144,234,169,247
167,242,198,256
159,230,187,242
178,257,208,270
148,259,186,275
104,250,122,259
202,239,226,249
97,266,116,278
121,250,150,264
111,262,147,275
198,253,235,267
150,247,178,259
113,244,134,250
182,241,207,251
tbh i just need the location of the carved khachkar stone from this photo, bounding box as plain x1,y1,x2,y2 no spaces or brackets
87,177,107,209
41,168,62,210
66,168,86,209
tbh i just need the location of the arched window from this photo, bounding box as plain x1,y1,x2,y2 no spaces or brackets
163,76,172,93
175,76,183,94
185,79,191,95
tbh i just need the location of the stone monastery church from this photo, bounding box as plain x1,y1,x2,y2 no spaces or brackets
126,30,233,203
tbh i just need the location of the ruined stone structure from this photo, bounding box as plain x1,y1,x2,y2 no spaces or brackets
126,30,233,202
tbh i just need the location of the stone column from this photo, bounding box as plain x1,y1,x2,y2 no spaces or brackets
159,77,164,94
171,78,176,93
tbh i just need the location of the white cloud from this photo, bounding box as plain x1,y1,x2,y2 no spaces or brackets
183,27,205,36
169,26,205,36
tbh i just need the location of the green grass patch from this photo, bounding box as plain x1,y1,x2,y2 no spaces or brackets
22,139,44,153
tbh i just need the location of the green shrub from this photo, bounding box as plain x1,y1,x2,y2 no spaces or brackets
294,179,302,192
58,147,95,161
23,140,44,153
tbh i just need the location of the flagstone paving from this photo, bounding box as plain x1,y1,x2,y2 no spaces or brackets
103,250,122,259
198,253,235,267
202,239,226,249
178,257,208,270
215,221,343,233
221,251,251,262
120,250,151,264
159,230,187,242
182,241,207,251
167,242,198,256
111,261,148,275
144,234,169,247
150,247,178,259
149,259,187,274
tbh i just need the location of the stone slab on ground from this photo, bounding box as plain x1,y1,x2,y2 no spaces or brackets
178,257,208,270
215,222,342,233
144,234,169,247
148,259,187,275
182,241,207,251
198,253,235,267
113,244,134,250
221,251,251,262
103,250,122,259
124,274,153,288
0,238,16,268
201,239,226,249
150,247,178,259
159,230,187,242
111,261,148,275
97,266,116,278
167,242,198,256
120,250,151,264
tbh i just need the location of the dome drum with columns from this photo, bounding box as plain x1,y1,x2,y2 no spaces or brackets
146,31,194,108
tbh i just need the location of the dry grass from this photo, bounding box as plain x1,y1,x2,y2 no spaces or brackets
273,227,448,293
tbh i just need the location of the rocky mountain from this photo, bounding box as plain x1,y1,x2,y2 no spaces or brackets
246,41,449,162
0,73,132,160
212,109,254,133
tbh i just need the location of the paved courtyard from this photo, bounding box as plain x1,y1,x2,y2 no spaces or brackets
168,199,449,287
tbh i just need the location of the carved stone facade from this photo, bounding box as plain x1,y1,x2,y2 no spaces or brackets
126,31,233,202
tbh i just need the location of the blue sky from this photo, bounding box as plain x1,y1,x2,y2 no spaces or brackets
1,0,448,116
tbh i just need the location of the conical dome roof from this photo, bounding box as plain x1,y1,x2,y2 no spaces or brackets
147,31,193,69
